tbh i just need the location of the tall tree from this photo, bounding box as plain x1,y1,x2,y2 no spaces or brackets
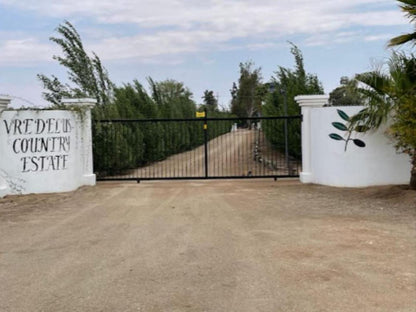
264,43,323,116
263,43,324,158
148,78,196,118
202,90,218,112
389,0,416,47
329,76,365,106
350,52,416,189
38,21,114,108
230,61,263,118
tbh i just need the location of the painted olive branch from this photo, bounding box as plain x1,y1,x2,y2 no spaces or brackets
329,109,367,151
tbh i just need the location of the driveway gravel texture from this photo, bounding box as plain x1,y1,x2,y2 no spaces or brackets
0,180,415,312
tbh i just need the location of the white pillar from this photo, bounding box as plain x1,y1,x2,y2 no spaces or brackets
295,95,329,183
62,98,97,186
0,96,11,197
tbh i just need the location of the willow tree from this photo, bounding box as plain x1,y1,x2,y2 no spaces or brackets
38,21,114,109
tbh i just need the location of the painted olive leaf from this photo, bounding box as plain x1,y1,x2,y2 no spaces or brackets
332,122,348,131
329,133,344,141
353,139,366,147
355,125,370,133
337,109,349,121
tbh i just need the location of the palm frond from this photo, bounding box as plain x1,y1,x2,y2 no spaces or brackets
388,33,416,47
397,0,416,22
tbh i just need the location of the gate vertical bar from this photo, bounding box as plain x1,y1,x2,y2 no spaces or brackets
204,108,208,178
282,89,290,173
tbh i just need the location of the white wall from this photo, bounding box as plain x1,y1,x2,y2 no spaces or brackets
296,95,411,187
0,98,96,197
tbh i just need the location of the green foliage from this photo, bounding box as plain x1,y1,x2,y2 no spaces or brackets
230,61,263,119
350,52,416,134
262,43,324,159
38,21,114,107
329,77,366,106
93,122,145,174
202,90,218,112
389,0,416,47
351,0,416,188
351,52,416,188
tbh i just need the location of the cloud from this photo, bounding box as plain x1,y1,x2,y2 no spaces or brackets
0,38,56,66
305,32,361,46
364,34,395,42
2,0,403,29
0,83,48,108
0,0,406,65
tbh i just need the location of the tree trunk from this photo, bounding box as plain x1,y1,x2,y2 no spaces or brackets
410,152,416,190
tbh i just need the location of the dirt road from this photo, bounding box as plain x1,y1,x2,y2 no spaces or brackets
117,128,296,179
0,181,415,311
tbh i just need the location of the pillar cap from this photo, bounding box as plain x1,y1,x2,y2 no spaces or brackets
61,98,97,108
0,95,12,105
295,95,329,107
0,96,11,113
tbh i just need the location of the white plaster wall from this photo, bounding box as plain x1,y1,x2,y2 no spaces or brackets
310,106,411,187
0,109,95,196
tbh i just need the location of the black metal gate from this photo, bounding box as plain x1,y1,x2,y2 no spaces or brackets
93,115,302,181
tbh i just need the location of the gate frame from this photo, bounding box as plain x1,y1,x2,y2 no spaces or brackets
94,115,302,182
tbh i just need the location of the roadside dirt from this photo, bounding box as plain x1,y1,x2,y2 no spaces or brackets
0,181,415,311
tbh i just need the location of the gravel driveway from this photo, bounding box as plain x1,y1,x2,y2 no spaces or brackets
0,180,415,311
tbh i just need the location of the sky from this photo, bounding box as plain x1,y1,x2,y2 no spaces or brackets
0,0,412,109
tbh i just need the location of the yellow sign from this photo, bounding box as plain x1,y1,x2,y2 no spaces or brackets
196,111,206,118
203,124,207,130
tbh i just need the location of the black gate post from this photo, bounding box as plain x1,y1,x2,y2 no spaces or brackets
204,108,208,178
